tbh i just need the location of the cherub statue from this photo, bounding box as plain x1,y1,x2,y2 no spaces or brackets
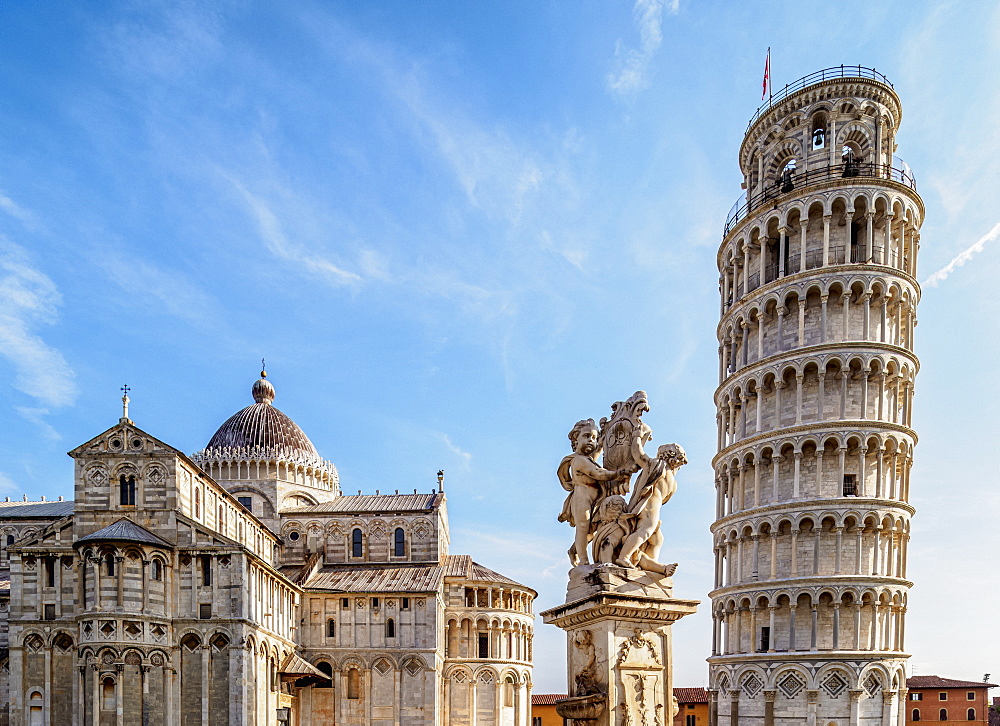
558,419,632,566
615,422,686,575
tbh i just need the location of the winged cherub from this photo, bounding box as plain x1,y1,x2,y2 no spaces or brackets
558,419,633,566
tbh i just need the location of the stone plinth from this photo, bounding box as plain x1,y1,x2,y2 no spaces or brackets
542,573,698,726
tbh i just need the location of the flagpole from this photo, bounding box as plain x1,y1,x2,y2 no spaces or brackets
768,48,772,103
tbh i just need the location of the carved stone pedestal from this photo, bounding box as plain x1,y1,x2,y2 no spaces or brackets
542,585,697,726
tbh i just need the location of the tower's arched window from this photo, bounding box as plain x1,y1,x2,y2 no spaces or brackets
347,669,361,699
351,529,363,558
102,677,116,710
394,528,406,557
105,552,116,576
780,159,796,193
151,559,162,581
119,475,135,506
386,618,395,638
316,661,333,688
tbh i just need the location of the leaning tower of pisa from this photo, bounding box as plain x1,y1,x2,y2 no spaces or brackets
708,67,922,726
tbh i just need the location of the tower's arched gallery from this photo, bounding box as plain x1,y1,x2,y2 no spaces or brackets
710,67,921,725
0,373,534,725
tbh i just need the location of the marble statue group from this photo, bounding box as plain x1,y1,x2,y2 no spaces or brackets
558,391,686,577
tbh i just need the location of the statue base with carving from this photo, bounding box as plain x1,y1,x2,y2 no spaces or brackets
542,587,697,726
544,392,699,726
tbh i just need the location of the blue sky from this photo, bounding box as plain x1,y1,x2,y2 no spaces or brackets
1,0,998,693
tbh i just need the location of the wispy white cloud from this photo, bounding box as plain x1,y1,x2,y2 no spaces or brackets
606,0,673,97
388,74,547,226
229,179,362,287
0,471,16,494
0,238,78,408
923,222,1000,287
0,192,36,227
436,432,472,468
15,407,61,441
100,254,216,323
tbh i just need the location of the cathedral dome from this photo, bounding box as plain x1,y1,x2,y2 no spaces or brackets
205,373,319,457
194,372,339,491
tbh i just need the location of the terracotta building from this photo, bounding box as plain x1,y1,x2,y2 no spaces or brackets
530,693,564,726
0,373,534,725
904,676,996,725
673,687,709,726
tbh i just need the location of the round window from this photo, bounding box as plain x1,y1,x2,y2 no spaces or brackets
289,532,300,542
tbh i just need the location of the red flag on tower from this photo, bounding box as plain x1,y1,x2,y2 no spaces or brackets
762,48,771,100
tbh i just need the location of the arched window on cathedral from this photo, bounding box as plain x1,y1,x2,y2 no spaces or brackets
194,489,201,519
394,528,406,557
327,619,336,638
385,619,395,638
316,661,333,688
352,529,363,558
151,559,162,581
347,669,361,699
105,552,116,576
119,475,135,506
219,504,226,531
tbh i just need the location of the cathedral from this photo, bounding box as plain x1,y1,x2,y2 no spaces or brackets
0,372,535,726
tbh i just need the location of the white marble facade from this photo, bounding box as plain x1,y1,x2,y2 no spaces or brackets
0,375,534,725
709,67,921,726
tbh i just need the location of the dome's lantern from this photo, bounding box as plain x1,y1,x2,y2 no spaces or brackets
252,369,276,405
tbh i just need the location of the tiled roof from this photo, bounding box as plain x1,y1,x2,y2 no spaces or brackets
279,651,329,679
76,519,173,548
303,563,444,593
442,554,472,577
675,687,709,703
907,676,998,689
532,694,567,705
470,562,528,588
0,501,74,518
283,493,441,514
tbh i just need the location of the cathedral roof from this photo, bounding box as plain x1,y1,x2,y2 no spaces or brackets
0,500,75,518
282,492,441,514
76,518,173,548
444,554,534,591
302,562,445,593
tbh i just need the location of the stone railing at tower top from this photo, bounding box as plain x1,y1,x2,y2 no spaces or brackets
723,159,917,237
745,66,894,134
